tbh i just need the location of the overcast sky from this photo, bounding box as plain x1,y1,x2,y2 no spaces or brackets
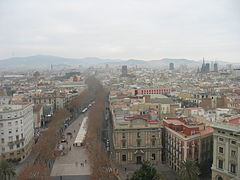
0,0,239,62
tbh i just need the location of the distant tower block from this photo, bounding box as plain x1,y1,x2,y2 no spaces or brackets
205,63,210,73
122,65,128,76
51,64,53,71
169,63,174,70
214,63,218,72
201,57,206,73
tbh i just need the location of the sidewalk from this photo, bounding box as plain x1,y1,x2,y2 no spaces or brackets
50,113,91,178
114,163,178,180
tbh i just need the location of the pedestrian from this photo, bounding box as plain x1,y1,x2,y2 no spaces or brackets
74,130,75,133
125,167,127,172
85,159,87,163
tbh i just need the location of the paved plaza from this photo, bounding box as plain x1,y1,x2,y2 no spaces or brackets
51,113,91,180
116,163,178,180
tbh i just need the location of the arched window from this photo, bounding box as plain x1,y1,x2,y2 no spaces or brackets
216,176,223,180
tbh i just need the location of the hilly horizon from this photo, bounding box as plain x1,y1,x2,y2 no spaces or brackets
0,55,237,70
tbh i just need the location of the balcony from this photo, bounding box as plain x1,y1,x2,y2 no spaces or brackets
8,138,25,145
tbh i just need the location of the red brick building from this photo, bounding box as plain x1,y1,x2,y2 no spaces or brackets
163,117,213,172
134,87,172,95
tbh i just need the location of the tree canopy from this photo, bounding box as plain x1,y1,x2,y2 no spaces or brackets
179,159,200,180
130,161,164,180
0,159,16,180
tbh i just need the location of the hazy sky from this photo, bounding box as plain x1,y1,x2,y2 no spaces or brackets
0,0,239,62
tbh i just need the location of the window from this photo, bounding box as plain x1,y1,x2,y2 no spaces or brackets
122,155,126,161
231,140,236,145
152,140,156,146
8,122,12,126
15,121,18,125
231,150,236,157
137,140,141,147
9,145,13,150
9,129,12,134
122,133,126,139
122,141,126,148
151,153,156,160
2,147,5,152
9,136,13,142
218,159,223,169
137,132,140,138
218,137,224,142
17,144,20,148
219,147,224,153
1,138,4,143
230,164,236,174
0,123,3,127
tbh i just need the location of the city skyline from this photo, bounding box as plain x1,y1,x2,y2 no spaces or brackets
0,0,240,62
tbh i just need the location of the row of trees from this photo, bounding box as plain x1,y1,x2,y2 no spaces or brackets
0,159,16,180
17,76,101,179
84,81,115,180
18,108,70,179
130,159,200,180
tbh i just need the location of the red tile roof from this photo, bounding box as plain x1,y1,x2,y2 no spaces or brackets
229,117,240,125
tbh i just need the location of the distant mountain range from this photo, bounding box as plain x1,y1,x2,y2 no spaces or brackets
0,55,238,70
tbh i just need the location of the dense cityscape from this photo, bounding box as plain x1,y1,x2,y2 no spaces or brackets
1,0,240,180
0,60,239,180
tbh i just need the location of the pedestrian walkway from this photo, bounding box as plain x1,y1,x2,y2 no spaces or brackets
51,114,91,179
115,163,178,180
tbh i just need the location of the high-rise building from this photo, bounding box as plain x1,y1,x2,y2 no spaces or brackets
205,63,210,73
214,63,218,72
169,63,174,70
121,65,128,76
201,58,206,73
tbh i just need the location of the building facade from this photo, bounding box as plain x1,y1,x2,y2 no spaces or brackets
0,104,34,161
163,117,213,172
211,119,240,180
134,87,172,96
113,115,163,165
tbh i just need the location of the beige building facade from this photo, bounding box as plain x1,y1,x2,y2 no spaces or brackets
113,116,163,165
211,123,240,180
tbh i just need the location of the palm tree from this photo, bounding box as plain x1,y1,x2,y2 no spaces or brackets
179,159,200,180
0,159,16,180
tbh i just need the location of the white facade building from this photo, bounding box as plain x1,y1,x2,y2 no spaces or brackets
0,104,34,161
0,96,11,105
